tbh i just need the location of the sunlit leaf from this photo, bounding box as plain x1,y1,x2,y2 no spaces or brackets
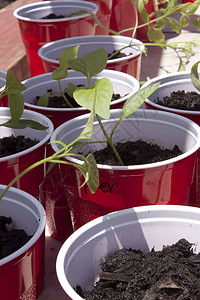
148,27,166,44
74,78,113,119
188,17,200,30
120,82,160,122
164,17,181,34
138,0,149,23
0,119,48,130
191,61,200,91
59,46,79,68
180,15,188,27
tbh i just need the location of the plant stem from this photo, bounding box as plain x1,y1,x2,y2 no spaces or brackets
58,80,74,108
96,115,124,166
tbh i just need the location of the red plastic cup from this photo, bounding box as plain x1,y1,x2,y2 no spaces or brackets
51,109,200,230
22,69,139,241
38,35,144,79
143,71,200,207
86,0,113,34
0,108,54,201
0,184,46,300
13,1,98,77
110,0,155,41
0,69,8,107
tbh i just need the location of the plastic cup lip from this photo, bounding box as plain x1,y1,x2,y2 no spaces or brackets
143,71,200,115
22,69,140,112
13,0,99,23
38,35,145,64
0,184,46,266
56,204,200,300
50,108,200,171
0,107,54,162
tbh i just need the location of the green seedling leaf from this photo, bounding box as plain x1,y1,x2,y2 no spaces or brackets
76,153,99,194
74,78,113,119
68,47,108,80
155,19,166,30
6,70,26,91
188,17,200,30
65,82,81,98
7,89,24,127
191,61,200,91
120,82,160,122
190,35,200,48
52,67,68,80
74,111,95,143
180,15,188,27
0,119,48,130
59,46,79,68
164,17,181,34
148,27,166,44
36,92,50,107
182,42,193,59
138,0,149,23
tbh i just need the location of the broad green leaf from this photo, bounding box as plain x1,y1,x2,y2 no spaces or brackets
92,78,113,119
76,153,99,194
65,82,80,98
76,111,95,141
188,17,200,30
184,1,200,15
36,92,50,107
6,70,16,87
0,119,48,130
191,61,200,91
164,17,181,34
182,42,193,59
59,46,79,68
180,15,188,27
52,67,68,80
74,78,113,119
7,90,24,127
155,19,166,30
191,35,200,48
68,47,108,80
137,0,149,23
5,70,26,91
120,82,160,122
147,27,166,44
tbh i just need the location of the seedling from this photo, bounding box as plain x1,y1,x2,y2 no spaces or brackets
91,0,200,72
0,70,47,130
0,47,159,198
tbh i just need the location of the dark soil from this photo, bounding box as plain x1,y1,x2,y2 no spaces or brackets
77,238,200,299
0,135,39,158
41,10,87,19
92,140,182,166
107,50,132,60
36,88,121,108
154,90,200,111
0,216,32,259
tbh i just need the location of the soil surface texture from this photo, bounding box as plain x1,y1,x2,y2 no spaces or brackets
36,89,121,108
154,90,200,111
108,50,132,60
92,140,182,166
0,135,39,158
77,238,200,299
0,216,32,259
